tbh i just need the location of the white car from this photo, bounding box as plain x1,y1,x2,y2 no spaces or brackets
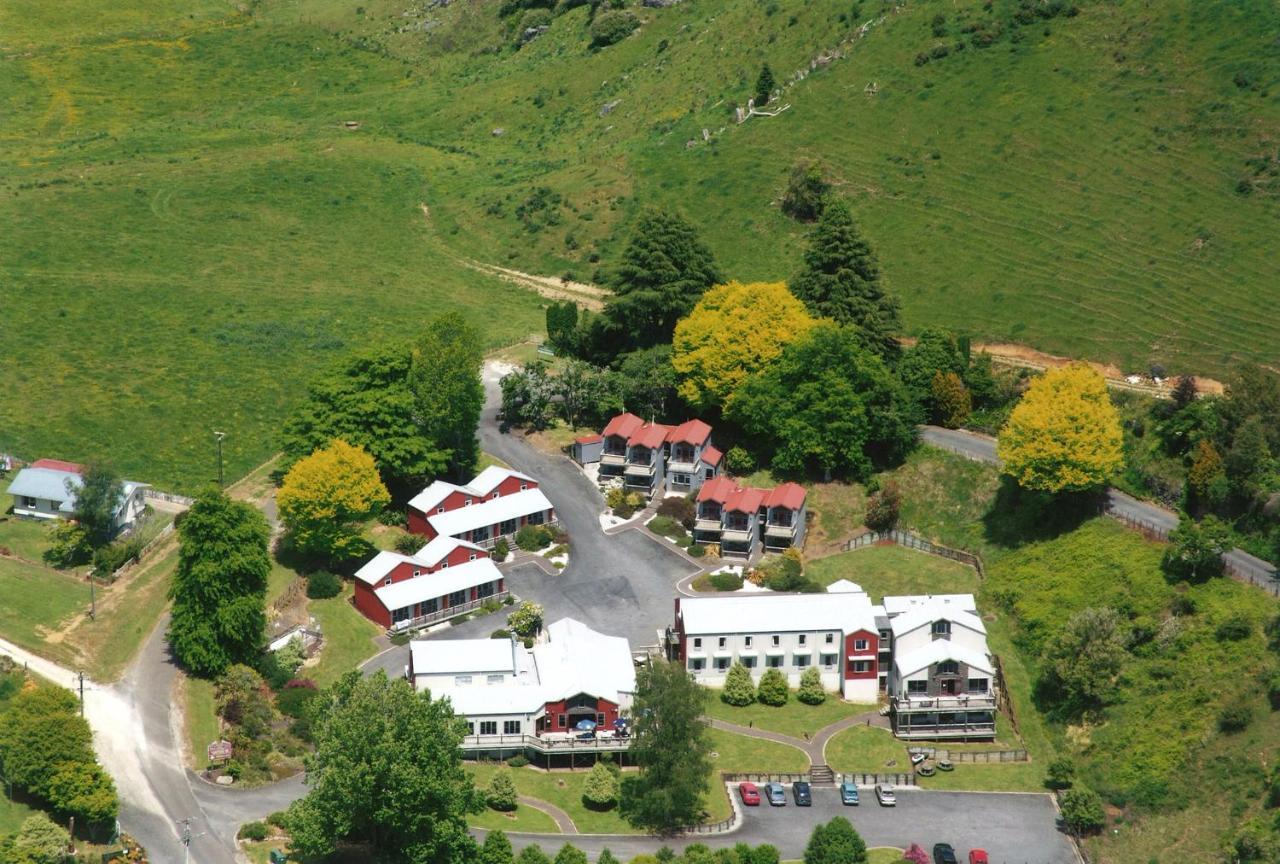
875,783,897,806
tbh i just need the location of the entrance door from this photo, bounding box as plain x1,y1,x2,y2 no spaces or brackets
941,678,957,696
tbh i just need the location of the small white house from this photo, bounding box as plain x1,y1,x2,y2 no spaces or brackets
5,459,149,535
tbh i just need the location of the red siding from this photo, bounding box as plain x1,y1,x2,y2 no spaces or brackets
353,581,391,628
384,561,422,586
844,629,878,680
540,697,620,733
440,490,471,512
407,508,432,537
496,476,534,496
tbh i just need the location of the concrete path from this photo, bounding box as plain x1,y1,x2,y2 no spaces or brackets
708,706,891,768
517,796,578,834
707,718,814,762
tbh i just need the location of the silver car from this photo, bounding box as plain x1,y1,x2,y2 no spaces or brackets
875,783,897,806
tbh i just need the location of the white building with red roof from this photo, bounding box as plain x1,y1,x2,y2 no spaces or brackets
405,466,555,548
593,412,723,496
693,476,807,558
5,458,150,534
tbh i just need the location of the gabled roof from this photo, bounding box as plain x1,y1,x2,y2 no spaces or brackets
407,480,465,515
666,419,713,446
890,600,987,639
468,466,536,496
826,579,865,595
881,594,977,617
31,458,86,473
411,637,519,677
763,482,806,510
6,468,148,516
354,550,419,586
575,434,603,445
894,640,993,678
427,487,554,538
725,486,765,514
414,535,487,566
628,423,671,450
696,475,738,504
374,559,504,612
678,592,878,637
702,445,723,467
602,413,645,438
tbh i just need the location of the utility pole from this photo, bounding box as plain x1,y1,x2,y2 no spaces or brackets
213,431,226,488
179,817,205,864
77,670,85,717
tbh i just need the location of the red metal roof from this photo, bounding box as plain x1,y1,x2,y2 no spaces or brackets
702,445,723,466
602,413,644,439
666,419,713,446
764,482,807,510
725,486,765,514
696,475,737,503
628,423,671,450
575,434,603,445
31,458,85,474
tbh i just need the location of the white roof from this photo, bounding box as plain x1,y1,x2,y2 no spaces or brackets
881,593,977,617
826,579,865,595
467,466,535,496
354,550,416,586
6,468,148,516
415,535,486,566
408,467,538,515
890,599,986,639
410,637,520,676
678,592,877,636
408,480,465,515
373,558,503,612
427,487,553,538
894,640,993,678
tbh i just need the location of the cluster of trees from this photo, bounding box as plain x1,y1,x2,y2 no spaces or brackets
281,313,485,501
1,812,72,864
500,359,624,432
720,663,825,707
470,833,787,864
0,684,119,835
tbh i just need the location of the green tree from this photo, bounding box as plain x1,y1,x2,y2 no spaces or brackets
599,210,722,356
1161,516,1231,583
0,686,93,801
728,323,915,480
756,668,789,707
557,360,623,429
1044,756,1075,790
480,830,515,864
589,10,638,47
285,671,483,862
501,361,558,431
70,462,123,550
10,813,70,864
553,846,588,864
1224,415,1272,503
1044,607,1127,711
803,816,868,864
1059,787,1106,834
410,312,485,481
167,487,271,678
516,846,553,864
582,759,621,810
790,200,900,359
1186,439,1228,512
487,769,519,812
620,660,713,833
898,328,966,413
720,662,756,707
930,371,971,429
796,666,826,705
863,481,901,532
545,300,580,354
1221,363,1280,452
277,439,390,564
616,346,680,420
781,160,829,222
46,760,119,826
42,520,91,568
754,63,776,106
281,341,447,499
507,601,544,638
1171,374,1197,410
997,364,1123,493
596,851,620,864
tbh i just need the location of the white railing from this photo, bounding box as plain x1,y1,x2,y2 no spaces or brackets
461,733,630,752
389,591,509,633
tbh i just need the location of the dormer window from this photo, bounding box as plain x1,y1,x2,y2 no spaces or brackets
937,660,959,675
384,578,392,586
412,569,421,578
437,506,445,514
464,498,472,506
491,492,499,500
932,620,951,637
469,554,477,561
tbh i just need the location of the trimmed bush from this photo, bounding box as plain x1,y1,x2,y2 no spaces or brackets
589,10,638,48
306,570,342,600
238,821,269,841
757,668,789,706
1059,787,1105,834
796,666,826,705
507,754,530,768
864,481,901,532
656,495,696,530
582,760,620,810
709,571,743,592
394,532,421,555
487,769,519,812
1045,756,1075,790
516,524,553,551
721,662,756,706
491,628,512,640
494,537,511,561
687,543,707,558
266,811,289,829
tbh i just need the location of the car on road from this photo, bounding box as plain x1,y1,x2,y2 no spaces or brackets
839,782,859,805
967,851,989,864
738,782,761,807
793,781,812,806
875,783,897,806
932,843,958,864
764,782,786,806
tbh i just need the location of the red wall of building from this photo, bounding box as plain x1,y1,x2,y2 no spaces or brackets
540,696,620,733
496,476,535,496
844,629,879,680
441,545,487,568
406,508,433,538
353,581,391,628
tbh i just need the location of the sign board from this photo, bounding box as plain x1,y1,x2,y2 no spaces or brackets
207,740,233,762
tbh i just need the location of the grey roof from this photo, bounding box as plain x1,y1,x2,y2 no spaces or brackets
6,468,148,517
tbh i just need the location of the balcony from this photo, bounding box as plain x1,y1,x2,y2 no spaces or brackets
694,517,723,534
600,451,627,466
624,461,656,477
389,590,510,634
891,693,997,712
721,524,754,543
892,722,997,740
461,732,631,753
763,522,796,539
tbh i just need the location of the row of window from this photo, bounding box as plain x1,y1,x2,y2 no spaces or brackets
690,654,864,672
904,678,989,694
384,554,481,587
691,632,868,650
467,720,524,736
436,484,532,514
452,674,507,686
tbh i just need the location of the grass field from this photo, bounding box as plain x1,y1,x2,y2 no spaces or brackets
182,673,221,771
0,556,88,655
705,693,874,741
822,725,907,775
305,583,383,688
806,544,979,597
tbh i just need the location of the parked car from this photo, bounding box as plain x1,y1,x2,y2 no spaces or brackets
875,783,897,806
932,843,958,864
910,751,928,766
967,851,989,864
764,782,786,806
793,781,812,806
839,782,859,805
738,782,761,807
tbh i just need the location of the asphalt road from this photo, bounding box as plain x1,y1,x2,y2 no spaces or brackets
502,786,1078,864
919,425,1277,587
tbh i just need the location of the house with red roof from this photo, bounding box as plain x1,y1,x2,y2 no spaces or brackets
694,477,807,558
5,458,150,535
592,412,723,497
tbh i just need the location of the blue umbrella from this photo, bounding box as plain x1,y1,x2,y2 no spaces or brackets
575,718,598,731
612,718,628,729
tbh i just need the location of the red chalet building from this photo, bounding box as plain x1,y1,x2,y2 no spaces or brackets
352,535,506,631
406,466,555,547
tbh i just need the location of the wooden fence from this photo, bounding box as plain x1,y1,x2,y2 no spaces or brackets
108,522,175,582
844,528,985,578
836,771,917,786
908,746,1029,763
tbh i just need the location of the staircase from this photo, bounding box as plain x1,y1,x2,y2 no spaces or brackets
809,763,835,786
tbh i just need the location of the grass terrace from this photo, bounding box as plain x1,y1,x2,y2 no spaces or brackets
305,583,383,688
806,544,980,597
705,693,874,741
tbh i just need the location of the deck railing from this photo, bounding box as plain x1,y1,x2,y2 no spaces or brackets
389,591,509,633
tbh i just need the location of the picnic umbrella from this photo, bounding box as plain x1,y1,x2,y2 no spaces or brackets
612,718,628,728
575,718,598,731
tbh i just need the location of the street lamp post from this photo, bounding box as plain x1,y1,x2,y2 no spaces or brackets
213,431,226,488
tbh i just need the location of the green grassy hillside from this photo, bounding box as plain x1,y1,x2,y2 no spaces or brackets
2,0,1278,486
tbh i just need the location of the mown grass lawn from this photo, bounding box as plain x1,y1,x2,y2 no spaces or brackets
306,583,383,688
806,545,980,598
704,694,873,741
182,673,221,771
914,761,1046,793
0,516,55,563
822,725,909,775
469,762,636,835
0,556,89,655
704,725,811,823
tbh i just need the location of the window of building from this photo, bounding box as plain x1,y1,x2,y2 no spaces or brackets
672,473,691,486
715,657,730,671
744,636,753,648
440,562,448,569
879,629,891,642
693,637,702,649
558,715,566,728
476,582,495,599
821,653,837,668
932,620,951,636
384,578,392,587
449,590,468,607
851,660,872,673
520,483,528,491
742,656,757,668
718,637,726,649
597,713,606,725
503,720,521,735
412,569,421,578
798,634,807,646
690,658,705,671
767,655,783,668
937,660,959,675
795,654,810,667
967,678,989,693
486,674,504,685
455,675,472,686
527,511,546,526
491,492,499,500
480,721,497,736
437,506,445,514
465,498,472,506
825,633,835,644
469,553,477,561
907,680,928,694
466,722,475,735
854,638,869,652
22,496,37,509
771,635,780,647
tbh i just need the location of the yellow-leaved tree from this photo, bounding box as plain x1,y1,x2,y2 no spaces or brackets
671,281,815,411
277,439,391,564
996,363,1123,493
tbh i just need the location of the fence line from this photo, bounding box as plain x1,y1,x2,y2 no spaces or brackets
908,746,1029,763
1105,510,1280,596
720,770,917,787
109,522,175,582
844,528,985,579
144,489,194,507
837,771,917,787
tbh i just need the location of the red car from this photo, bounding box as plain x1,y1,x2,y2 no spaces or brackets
968,851,989,864
738,782,761,806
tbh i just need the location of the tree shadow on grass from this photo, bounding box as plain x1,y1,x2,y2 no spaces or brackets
981,477,1103,550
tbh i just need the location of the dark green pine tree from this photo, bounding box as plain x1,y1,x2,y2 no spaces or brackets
755,63,776,106
790,199,901,360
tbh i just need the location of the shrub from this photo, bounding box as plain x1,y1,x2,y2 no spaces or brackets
796,666,826,705
864,481,901,532
1059,787,1105,834
1215,612,1252,642
687,543,706,558
516,524,553,551
780,160,829,222
1045,756,1075,790
508,601,544,637
1267,673,1280,711
721,662,756,706
491,628,512,640
306,570,342,600
656,496,696,530
275,685,319,721
709,571,743,592
494,538,511,561
266,810,289,829
725,446,755,475
758,550,816,592
1161,516,1231,583
394,532,421,555
238,821,269,841
582,760,620,810
757,668,789,706
1219,704,1252,733
648,516,682,538
507,754,530,768
93,536,143,577
589,10,638,48
43,520,92,567
487,769,519,811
